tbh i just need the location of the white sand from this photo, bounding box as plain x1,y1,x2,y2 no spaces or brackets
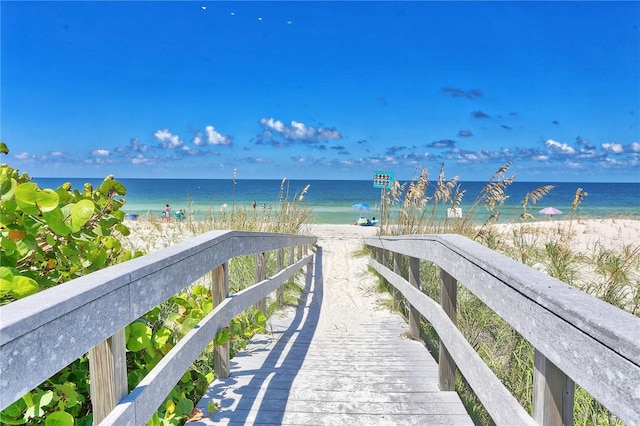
122,219,640,333
302,224,390,333
123,219,638,318
489,218,640,253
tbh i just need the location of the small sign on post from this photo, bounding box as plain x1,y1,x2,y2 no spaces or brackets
373,171,394,189
374,171,394,225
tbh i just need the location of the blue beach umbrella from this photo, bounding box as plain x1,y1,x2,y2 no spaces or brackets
352,203,372,214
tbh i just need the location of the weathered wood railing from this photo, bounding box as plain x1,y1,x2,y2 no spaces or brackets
0,230,317,425
364,234,640,426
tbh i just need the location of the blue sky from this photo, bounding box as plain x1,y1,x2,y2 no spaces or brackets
2,1,639,182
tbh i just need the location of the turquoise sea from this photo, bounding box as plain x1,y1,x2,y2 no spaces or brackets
35,178,639,224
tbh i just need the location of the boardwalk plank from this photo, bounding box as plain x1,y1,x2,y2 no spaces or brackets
193,244,473,425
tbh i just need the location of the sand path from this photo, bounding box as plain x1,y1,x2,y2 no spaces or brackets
302,224,387,333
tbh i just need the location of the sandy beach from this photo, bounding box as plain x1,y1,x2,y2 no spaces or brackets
125,218,640,256
124,218,639,319
489,218,640,254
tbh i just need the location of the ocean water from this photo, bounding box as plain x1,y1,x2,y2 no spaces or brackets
35,178,640,224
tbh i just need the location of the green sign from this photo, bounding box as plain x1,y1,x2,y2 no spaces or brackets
373,171,394,189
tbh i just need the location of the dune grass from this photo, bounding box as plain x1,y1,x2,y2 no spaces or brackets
116,179,313,424
375,162,637,425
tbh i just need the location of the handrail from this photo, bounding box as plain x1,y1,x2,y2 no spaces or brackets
0,230,317,424
364,234,640,425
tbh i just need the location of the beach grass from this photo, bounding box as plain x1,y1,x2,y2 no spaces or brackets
114,179,314,423
373,163,637,425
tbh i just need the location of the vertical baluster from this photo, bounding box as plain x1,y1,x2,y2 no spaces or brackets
277,248,285,304
533,349,575,425
408,257,421,338
289,245,295,266
439,269,457,391
255,252,267,313
212,263,230,378
392,252,403,311
89,329,128,424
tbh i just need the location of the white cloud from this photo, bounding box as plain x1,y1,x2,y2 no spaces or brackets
14,152,30,160
192,134,204,146
91,149,110,156
205,125,232,145
601,142,624,154
259,117,342,143
154,129,183,149
545,139,576,155
191,126,232,146
130,137,148,152
627,142,640,153
181,146,203,156
131,154,155,165
532,155,549,161
50,151,65,157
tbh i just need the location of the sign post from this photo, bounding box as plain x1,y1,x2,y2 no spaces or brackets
373,171,394,224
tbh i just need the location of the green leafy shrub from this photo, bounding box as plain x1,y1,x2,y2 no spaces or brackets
1,145,297,425
1,146,137,424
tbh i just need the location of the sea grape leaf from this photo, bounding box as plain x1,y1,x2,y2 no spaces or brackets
35,188,59,212
176,398,194,417
0,142,8,154
52,383,79,408
69,200,95,231
153,327,173,349
165,399,176,416
181,318,200,334
82,183,93,198
215,327,230,345
39,391,54,409
43,209,71,236
0,267,13,281
44,411,74,426
1,177,17,202
253,310,267,327
114,223,130,236
229,321,243,336
98,178,126,197
126,322,152,352
15,183,40,215
192,285,208,297
9,276,39,299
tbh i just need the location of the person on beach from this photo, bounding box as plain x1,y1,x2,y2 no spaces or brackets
163,204,171,221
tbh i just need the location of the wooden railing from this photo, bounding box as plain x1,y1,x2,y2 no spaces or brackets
364,234,640,426
0,230,317,425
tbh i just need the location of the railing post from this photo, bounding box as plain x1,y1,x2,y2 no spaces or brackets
276,248,285,304
408,257,421,338
297,245,302,261
88,329,128,425
533,349,575,425
392,252,403,311
382,248,389,270
255,252,267,313
211,262,230,379
289,246,295,266
439,269,458,391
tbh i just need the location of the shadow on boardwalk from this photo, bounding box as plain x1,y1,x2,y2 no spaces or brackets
193,244,473,425
193,246,324,424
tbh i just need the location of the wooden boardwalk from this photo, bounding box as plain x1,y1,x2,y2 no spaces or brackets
193,245,473,425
